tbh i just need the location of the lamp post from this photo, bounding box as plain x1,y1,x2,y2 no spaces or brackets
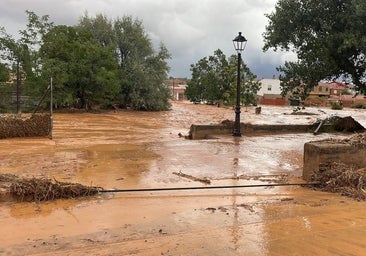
232,32,247,137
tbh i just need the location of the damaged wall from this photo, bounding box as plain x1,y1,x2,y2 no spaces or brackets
0,114,51,139
303,134,366,181
189,123,314,139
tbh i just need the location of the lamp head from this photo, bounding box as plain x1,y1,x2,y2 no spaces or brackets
233,32,247,53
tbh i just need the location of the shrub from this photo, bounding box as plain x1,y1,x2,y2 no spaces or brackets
331,101,343,110
351,102,366,109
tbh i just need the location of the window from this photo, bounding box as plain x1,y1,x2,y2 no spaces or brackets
267,84,272,91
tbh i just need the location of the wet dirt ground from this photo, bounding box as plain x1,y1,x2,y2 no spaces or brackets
1,102,366,255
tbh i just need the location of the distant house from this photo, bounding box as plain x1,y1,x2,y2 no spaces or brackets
164,78,188,101
309,82,330,97
255,78,365,107
309,81,348,98
257,78,286,106
329,81,348,96
306,81,366,107
328,82,366,107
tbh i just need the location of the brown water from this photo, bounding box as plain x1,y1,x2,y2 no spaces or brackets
1,102,366,255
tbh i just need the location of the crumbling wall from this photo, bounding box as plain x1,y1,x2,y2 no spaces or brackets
189,124,232,139
303,133,366,181
188,116,364,140
0,114,51,139
189,123,313,139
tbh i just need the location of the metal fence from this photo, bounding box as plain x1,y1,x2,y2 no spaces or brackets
0,85,39,113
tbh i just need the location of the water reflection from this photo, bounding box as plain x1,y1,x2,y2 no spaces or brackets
77,144,158,188
230,138,240,251
229,137,269,255
7,199,80,219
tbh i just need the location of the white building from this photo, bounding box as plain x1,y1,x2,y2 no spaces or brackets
257,78,282,96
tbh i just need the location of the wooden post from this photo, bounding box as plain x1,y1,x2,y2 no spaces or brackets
16,60,21,114
49,77,53,140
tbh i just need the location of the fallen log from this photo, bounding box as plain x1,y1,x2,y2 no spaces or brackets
173,171,211,184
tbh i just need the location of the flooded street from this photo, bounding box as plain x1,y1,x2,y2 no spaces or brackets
1,102,366,255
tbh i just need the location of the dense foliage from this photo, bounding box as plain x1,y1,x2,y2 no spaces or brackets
186,49,260,106
0,63,8,82
0,11,171,112
79,14,171,110
40,25,120,109
263,0,366,99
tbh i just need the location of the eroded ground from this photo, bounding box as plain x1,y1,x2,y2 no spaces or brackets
1,102,366,255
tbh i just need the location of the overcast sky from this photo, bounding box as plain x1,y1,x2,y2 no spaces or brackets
0,0,296,79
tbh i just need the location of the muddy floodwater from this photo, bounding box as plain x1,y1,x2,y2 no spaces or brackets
1,102,366,255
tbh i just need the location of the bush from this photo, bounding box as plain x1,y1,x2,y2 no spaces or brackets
351,102,366,109
331,101,343,110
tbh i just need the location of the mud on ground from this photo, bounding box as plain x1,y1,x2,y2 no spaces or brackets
1,102,366,256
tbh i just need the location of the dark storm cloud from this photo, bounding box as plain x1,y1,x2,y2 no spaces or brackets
0,0,296,78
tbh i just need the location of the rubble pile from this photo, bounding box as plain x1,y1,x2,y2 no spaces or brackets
311,162,366,200
316,132,366,147
0,114,51,139
0,174,101,202
318,116,365,133
332,116,366,132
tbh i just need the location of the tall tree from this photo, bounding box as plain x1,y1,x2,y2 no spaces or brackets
186,49,231,104
78,13,115,47
41,25,120,109
263,0,366,96
113,16,171,110
1,11,171,112
79,14,172,110
186,49,260,105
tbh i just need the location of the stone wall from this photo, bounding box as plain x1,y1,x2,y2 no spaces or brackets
189,124,232,139
0,114,51,139
189,123,314,139
303,134,366,181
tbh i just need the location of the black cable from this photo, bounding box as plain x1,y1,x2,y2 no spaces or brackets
98,182,319,193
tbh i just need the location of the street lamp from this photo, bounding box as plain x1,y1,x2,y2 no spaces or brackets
232,32,247,137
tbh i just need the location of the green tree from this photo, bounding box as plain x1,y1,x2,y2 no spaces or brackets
186,49,231,104
227,55,261,107
186,49,260,106
1,11,171,112
0,63,8,83
263,0,366,96
113,16,171,110
0,11,53,112
185,59,207,103
41,25,120,109
78,13,115,47
242,79,261,109
79,14,171,110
